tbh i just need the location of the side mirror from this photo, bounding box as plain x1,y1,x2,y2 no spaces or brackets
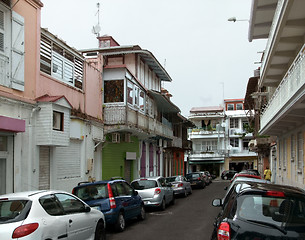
212,198,222,207
84,205,91,212
134,190,139,196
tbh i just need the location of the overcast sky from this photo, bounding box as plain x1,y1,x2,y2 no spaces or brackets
41,0,266,117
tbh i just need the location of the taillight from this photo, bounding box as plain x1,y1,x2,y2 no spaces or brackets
217,222,230,240
197,177,201,180
12,223,39,238
107,183,116,209
72,188,75,194
266,191,285,197
178,183,183,187
154,188,161,195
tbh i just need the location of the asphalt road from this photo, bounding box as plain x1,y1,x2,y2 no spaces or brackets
106,180,228,240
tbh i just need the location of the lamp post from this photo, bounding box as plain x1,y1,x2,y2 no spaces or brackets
228,17,249,22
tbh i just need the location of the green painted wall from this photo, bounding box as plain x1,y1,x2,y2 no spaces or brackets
102,135,139,181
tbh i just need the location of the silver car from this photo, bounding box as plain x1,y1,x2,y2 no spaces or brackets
166,175,192,197
0,190,106,240
131,176,175,210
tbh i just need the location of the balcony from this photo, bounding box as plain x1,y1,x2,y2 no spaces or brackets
260,45,305,135
189,150,226,163
103,104,173,139
189,128,225,139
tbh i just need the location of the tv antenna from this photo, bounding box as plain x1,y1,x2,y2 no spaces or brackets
92,3,101,37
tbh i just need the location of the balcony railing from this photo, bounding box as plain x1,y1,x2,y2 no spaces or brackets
260,44,305,130
104,104,173,138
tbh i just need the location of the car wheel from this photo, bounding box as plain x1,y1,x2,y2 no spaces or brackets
94,221,106,240
160,198,166,211
183,189,188,198
171,195,175,205
137,205,146,220
115,212,125,232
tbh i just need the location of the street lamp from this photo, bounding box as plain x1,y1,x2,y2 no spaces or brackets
228,17,249,22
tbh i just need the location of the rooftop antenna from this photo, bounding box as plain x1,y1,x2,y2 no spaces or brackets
92,3,101,37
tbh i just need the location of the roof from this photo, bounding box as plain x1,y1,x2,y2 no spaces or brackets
244,76,258,110
190,106,223,113
36,94,72,108
80,45,172,82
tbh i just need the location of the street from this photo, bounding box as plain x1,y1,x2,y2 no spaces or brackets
106,180,227,240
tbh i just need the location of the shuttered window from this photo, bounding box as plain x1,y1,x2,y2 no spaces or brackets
40,32,84,90
0,10,4,52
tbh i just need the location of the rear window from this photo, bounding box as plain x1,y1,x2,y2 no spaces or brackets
166,177,179,182
0,200,30,224
186,173,200,179
73,184,108,201
131,180,158,190
236,194,305,231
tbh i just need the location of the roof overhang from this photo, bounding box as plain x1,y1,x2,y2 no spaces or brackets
248,0,278,42
80,46,172,82
148,90,180,114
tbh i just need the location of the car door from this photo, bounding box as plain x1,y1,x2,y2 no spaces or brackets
39,195,68,240
55,193,95,240
114,182,134,219
159,177,172,204
183,176,191,192
122,181,141,218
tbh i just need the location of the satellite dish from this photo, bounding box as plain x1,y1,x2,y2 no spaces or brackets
92,24,101,35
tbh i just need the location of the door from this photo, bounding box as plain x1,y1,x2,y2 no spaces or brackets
0,136,13,194
55,193,94,240
39,146,50,190
114,182,134,219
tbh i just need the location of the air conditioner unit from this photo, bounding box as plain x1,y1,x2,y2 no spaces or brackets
124,133,131,143
112,133,120,143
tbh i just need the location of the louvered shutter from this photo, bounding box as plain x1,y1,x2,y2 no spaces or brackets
11,11,24,91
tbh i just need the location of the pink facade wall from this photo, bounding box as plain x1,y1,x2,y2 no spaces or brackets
0,0,42,103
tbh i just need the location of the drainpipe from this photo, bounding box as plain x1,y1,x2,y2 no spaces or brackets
28,107,41,190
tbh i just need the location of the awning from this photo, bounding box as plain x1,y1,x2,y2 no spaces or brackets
0,116,25,132
189,160,224,164
148,90,180,114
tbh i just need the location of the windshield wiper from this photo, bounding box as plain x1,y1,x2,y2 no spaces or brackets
246,219,287,235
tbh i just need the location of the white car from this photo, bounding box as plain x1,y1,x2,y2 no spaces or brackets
0,190,106,240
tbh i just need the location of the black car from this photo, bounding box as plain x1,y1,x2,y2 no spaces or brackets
221,170,238,180
186,172,206,189
211,182,305,240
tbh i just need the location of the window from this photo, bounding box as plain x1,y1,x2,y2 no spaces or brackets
40,32,84,90
242,139,249,150
55,193,85,214
297,132,303,171
242,120,249,131
0,136,7,151
230,118,239,128
104,80,124,103
291,134,295,161
283,139,287,169
53,111,64,131
236,103,243,110
0,9,4,52
139,90,145,112
230,138,239,147
127,81,133,104
39,195,63,216
227,104,234,110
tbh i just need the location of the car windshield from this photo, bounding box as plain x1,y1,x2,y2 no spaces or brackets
131,180,158,190
236,194,305,232
74,184,108,201
0,200,29,223
166,177,179,182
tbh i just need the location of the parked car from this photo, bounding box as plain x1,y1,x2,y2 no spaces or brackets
239,169,260,176
0,190,106,240
186,172,206,189
230,172,262,183
211,182,305,239
131,176,175,210
166,175,192,197
221,170,238,180
72,179,145,232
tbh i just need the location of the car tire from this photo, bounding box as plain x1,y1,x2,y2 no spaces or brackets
171,195,175,205
137,205,146,220
183,189,187,198
94,221,106,240
114,212,125,232
160,198,166,211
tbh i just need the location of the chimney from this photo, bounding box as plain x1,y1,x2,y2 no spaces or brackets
97,35,120,48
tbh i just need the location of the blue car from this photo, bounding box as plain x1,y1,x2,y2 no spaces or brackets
72,179,145,232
